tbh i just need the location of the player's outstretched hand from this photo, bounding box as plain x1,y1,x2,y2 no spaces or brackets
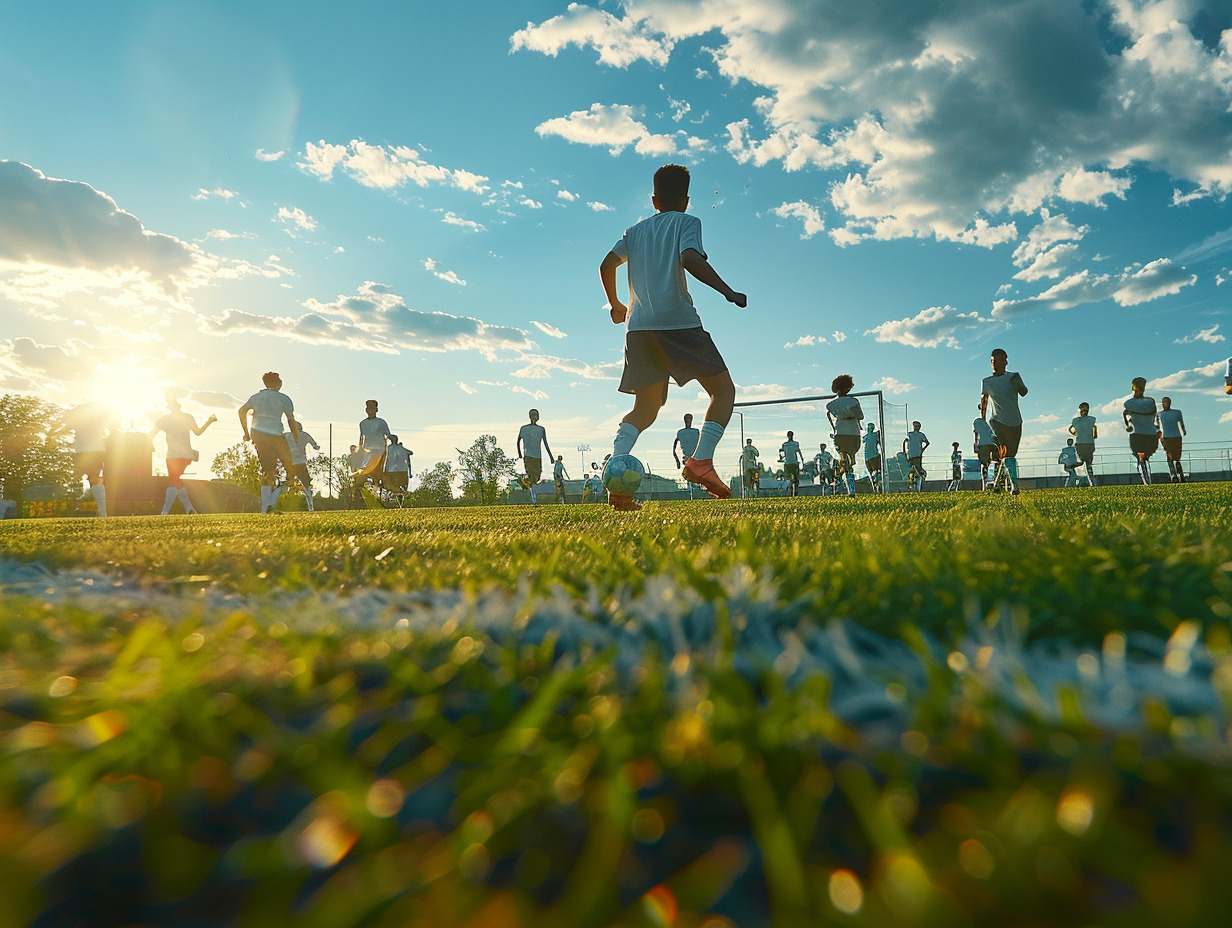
609,300,628,324
728,291,747,308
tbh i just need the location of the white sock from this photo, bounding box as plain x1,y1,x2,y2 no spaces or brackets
91,484,107,518
529,487,538,503
693,420,725,461
162,487,178,515
304,489,314,511
612,422,640,456
177,487,194,513
260,486,271,512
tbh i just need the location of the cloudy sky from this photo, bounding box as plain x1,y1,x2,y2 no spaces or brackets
3,0,1231,483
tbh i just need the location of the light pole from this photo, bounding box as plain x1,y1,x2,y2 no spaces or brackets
576,443,590,476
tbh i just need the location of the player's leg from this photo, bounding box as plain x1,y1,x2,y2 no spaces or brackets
78,453,108,517
682,370,735,499
294,463,315,511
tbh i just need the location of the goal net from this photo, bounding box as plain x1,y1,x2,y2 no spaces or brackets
729,391,915,495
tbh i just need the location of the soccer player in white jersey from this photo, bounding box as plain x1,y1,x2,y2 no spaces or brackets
66,400,120,517
238,372,300,514
946,442,964,491
1068,402,1098,487
779,430,803,497
1058,438,1080,487
673,413,701,499
149,398,216,515
826,374,864,496
863,423,882,493
552,455,570,503
284,425,321,510
980,348,1028,494
516,409,554,504
902,421,930,492
382,435,412,499
1122,376,1158,486
972,414,999,490
1156,397,1187,483
741,439,760,496
814,443,834,495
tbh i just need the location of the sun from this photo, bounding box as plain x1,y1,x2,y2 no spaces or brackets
88,364,167,429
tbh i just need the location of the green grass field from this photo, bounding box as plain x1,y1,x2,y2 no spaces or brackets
3,486,1232,927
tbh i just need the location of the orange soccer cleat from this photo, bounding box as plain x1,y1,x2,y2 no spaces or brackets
682,457,732,499
608,492,642,511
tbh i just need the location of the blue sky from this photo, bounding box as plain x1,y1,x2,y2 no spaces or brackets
2,0,1230,484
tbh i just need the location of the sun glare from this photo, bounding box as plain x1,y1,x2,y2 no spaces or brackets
88,364,166,429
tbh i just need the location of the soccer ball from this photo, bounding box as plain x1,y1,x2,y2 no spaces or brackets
602,453,644,495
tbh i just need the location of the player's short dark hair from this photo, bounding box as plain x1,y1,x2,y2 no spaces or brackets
654,164,690,208
991,348,1008,359
529,408,539,418
389,435,398,444
1079,401,1089,409
683,413,693,422
262,371,280,388
1132,376,1147,389
831,373,854,394
787,430,794,438
952,441,960,447
366,398,378,408
1161,396,1171,404
913,421,921,428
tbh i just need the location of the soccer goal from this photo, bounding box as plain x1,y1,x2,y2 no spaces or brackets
731,390,913,497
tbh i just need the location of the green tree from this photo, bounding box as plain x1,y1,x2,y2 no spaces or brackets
409,461,457,507
210,441,264,495
457,435,515,505
0,394,74,505
308,453,355,501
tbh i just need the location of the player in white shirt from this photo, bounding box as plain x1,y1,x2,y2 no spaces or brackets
238,372,300,514
1058,439,1080,487
1068,402,1098,487
1122,377,1158,486
778,430,803,497
1156,397,1187,483
814,443,834,495
66,400,120,517
863,423,882,493
351,399,391,505
284,426,321,511
902,421,930,492
972,414,999,490
552,455,569,503
149,398,216,515
382,435,412,501
673,413,701,499
980,348,1028,494
826,374,864,496
516,409,554,504
946,442,963,491
742,439,760,496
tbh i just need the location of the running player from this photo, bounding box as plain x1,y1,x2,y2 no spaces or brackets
552,455,569,503
1122,376,1158,486
1058,438,1080,487
814,442,834,495
1156,397,1187,483
149,398,216,515
980,348,1029,494
826,374,864,496
1068,402,1098,487
863,422,882,493
516,409,554,504
285,424,321,510
66,400,120,517
972,413,999,490
382,435,412,502
779,430,803,497
238,372,301,514
946,441,963,491
742,439,760,496
673,414,701,499
902,421,930,492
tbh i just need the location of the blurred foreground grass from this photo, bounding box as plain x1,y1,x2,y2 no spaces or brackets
2,485,1232,926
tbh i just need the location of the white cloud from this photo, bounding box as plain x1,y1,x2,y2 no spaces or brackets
275,206,317,234
1175,325,1225,345
831,331,847,343
441,212,486,233
423,258,467,286
866,305,989,349
1012,211,1088,282
519,197,544,209
557,189,579,202
507,353,620,381
784,334,826,348
770,200,824,238
535,103,678,156
1221,411,1232,425
191,187,239,201
202,229,256,242
871,376,917,394
531,320,567,339
459,382,478,395
588,201,614,211
994,258,1197,318
255,149,285,162
1150,360,1226,393
510,4,674,67
298,140,489,194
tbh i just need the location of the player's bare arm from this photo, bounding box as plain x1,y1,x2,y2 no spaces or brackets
600,251,628,324
680,249,746,307
238,403,253,442
287,414,301,445
193,414,218,436
542,432,553,463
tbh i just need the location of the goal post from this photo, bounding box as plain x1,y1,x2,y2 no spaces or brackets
731,390,906,495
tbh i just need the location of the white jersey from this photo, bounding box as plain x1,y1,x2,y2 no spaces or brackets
358,416,390,454
780,440,801,463
981,371,1027,426
519,423,546,458
553,460,565,480
384,443,411,473
951,450,963,470
154,411,197,459
67,402,119,454
1156,408,1184,438
826,396,864,435
742,444,759,468
675,427,700,459
905,430,929,458
864,430,880,460
1058,446,1079,468
611,211,706,332
246,389,294,437
1071,414,1097,444
285,430,317,465
1123,396,1157,434
814,451,833,471
973,417,997,447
